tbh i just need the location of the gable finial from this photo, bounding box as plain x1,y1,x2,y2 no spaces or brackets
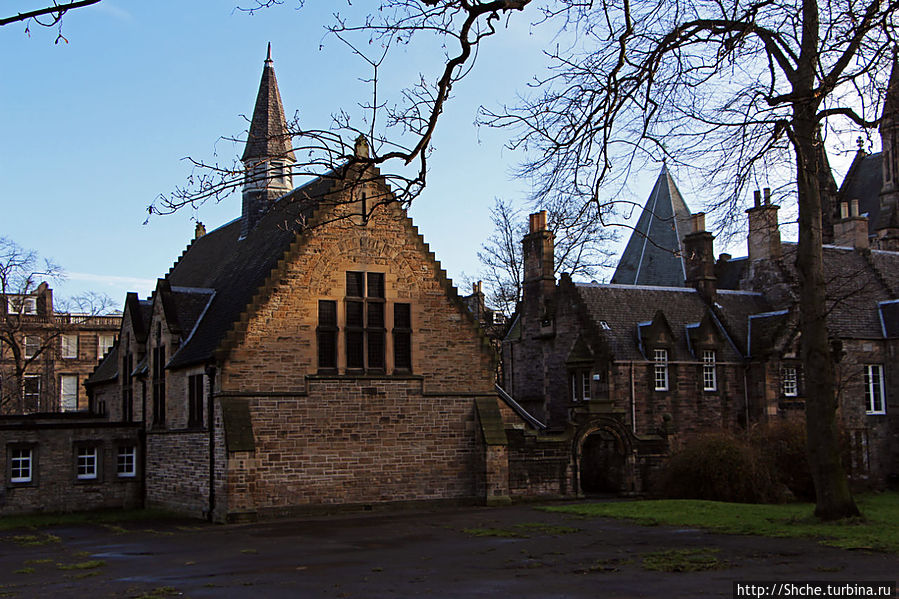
266,42,272,64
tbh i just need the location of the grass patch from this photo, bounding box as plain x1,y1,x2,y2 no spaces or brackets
641,548,724,572
240,548,258,554
463,522,581,539
56,560,105,571
539,493,899,553
0,509,179,532
462,527,525,538
513,523,580,535
23,559,52,565
9,533,60,546
13,567,35,574
134,588,180,599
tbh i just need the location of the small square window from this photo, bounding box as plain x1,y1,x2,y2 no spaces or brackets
117,446,136,478
10,447,33,483
76,447,98,480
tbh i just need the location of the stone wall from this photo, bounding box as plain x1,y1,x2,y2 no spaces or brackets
219,379,487,518
145,429,209,517
0,415,141,515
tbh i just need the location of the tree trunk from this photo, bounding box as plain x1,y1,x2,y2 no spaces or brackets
793,114,860,520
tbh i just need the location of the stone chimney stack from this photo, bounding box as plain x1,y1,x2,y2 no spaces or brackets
522,211,556,329
683,212,717,298
833,200,869,249
746,188,782,261
194,222,207,241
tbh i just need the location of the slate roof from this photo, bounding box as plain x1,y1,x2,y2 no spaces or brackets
86,344,118,386
747,310,792,358
880,300,899,338
611,167,692,287
838,150,883,235
718,242,899,340
166,175,334,368
241,44,296,164
572,283,771,362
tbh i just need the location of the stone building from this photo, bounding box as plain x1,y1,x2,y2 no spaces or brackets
1,282,120,414
85,49,571,521
504,65,899,492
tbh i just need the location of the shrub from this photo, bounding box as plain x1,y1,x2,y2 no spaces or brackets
655,432,785,503
751,420,815,501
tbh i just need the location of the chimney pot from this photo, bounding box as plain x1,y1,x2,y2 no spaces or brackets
691,212,706,234
840,202,850,220
529,211,547,233
851,199,860,218
763,188,771,205
753,190,761,208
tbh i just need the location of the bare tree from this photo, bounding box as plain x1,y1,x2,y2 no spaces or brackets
479,197,616,314
0,237,113,413
476,0,898,519
166,0,895,519
1,1,102,43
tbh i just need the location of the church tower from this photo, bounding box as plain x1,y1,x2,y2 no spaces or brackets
241,43,296,238
876,48,899,248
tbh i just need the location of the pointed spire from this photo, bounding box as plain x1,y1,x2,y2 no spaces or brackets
241,45,297,238
610,166,693,287
241,44,296,163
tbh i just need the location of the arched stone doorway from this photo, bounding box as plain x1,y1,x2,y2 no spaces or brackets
577,424,630,494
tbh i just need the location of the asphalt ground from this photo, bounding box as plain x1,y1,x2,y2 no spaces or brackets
0,502,896,598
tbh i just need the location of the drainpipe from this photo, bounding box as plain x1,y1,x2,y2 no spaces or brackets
205,365,217,522
743,366,750,437
630,362,636,434
140,376,148,507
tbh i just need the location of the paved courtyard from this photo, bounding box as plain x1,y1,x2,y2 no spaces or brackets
0,502,895,598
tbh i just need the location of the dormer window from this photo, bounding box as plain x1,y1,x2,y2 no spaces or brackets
654,349,669,391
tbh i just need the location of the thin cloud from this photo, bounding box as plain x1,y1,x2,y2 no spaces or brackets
67,271,156,289
86,1,134,22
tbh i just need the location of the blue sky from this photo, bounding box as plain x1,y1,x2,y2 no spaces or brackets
0,1,861,310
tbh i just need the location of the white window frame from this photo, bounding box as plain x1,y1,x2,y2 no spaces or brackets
782,367,798,397
60,374,78,412
10,448,33,483
654,349,669,391
116,446,136,478
582,372,591,401
98,334,116,358
24,335,40,359
23,375,41,405
702,350,717,391
61,334,78,359
864,364,886,415
76,447,98,480
8,296,37,315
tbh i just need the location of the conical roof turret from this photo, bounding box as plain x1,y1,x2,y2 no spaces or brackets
611,166,693,287
242,43,296,163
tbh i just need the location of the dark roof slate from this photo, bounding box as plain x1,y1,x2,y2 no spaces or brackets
85,344,118,386
879,300,899,337
572,283,771,362
838,150,882,235
241,49,296,164
166,175,334,368
611,167,692,287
